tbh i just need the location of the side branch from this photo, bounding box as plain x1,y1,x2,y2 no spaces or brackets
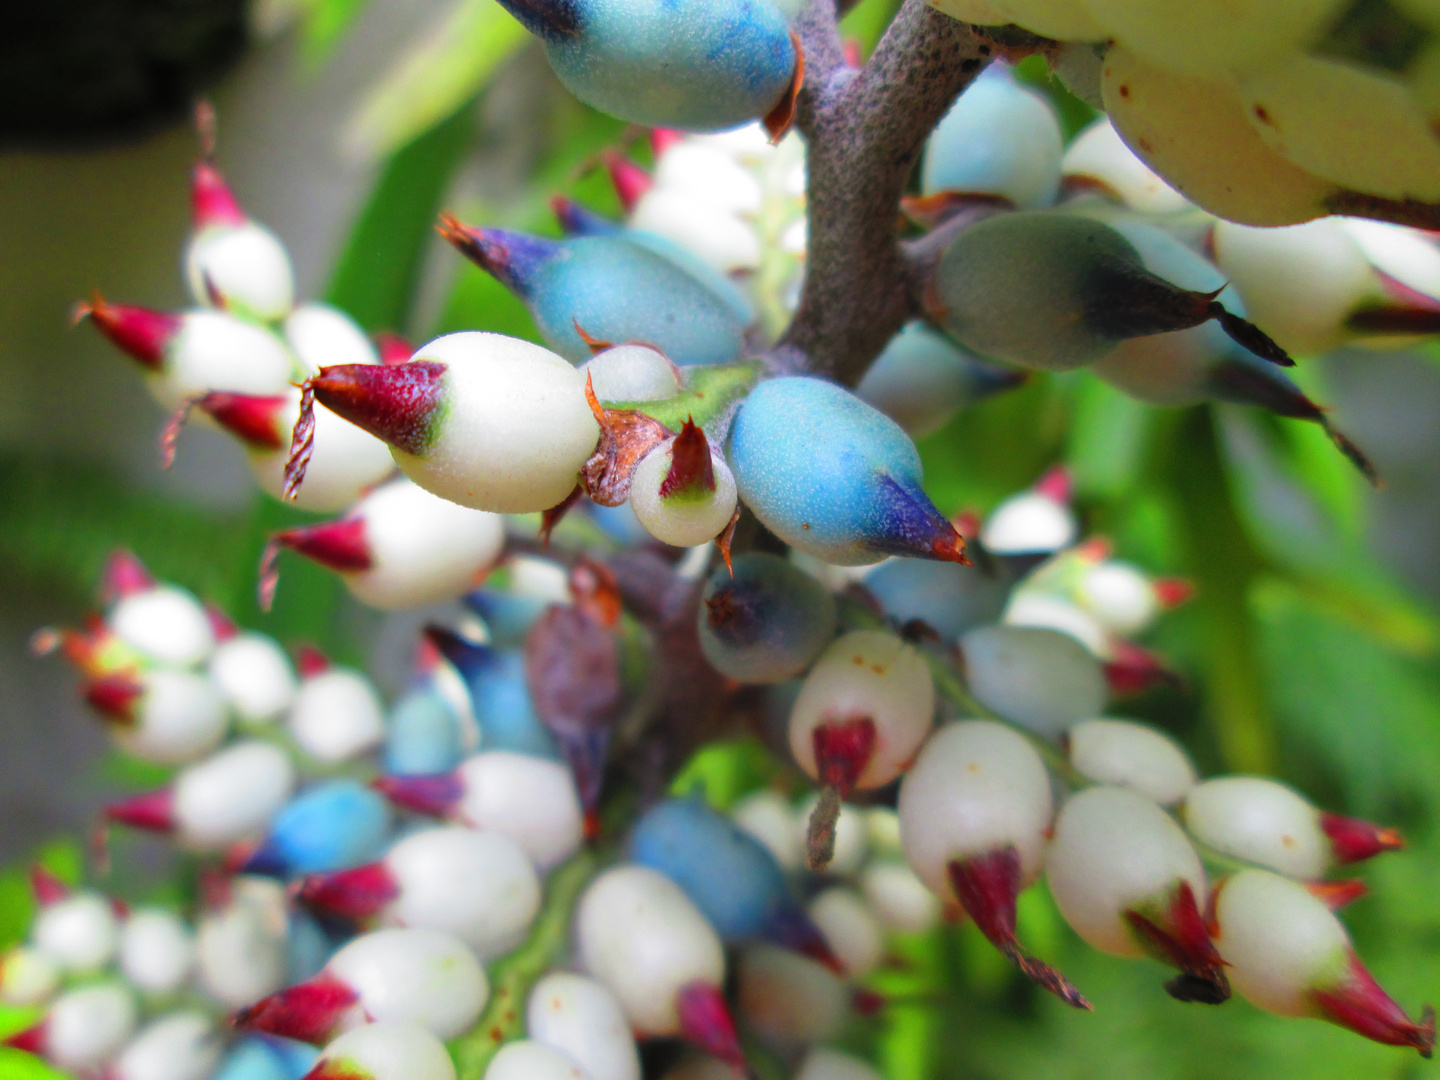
780,0,994,386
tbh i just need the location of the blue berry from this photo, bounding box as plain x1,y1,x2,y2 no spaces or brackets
698,553,837,683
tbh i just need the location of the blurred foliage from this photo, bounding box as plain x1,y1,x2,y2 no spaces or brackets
4,0,1440,1077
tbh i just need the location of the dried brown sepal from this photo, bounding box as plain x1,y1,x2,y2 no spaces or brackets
257,538,283,613
1306,879,1370,911
1207,302,1295,367
900,190,1014,229
717,505,742,576
581,373,672,506
540,484,584,548
282,378,318,499
948,849,1091,1010
159,396,201,469
806,784,843,872
763,34,804,143
573,320,614,355
1319,418,1383,489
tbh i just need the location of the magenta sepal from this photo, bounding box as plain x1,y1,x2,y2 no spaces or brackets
948,848,1091,1010
602,151,653,213
295,862,400,923
83,674,144,725
370,773,466,819
307,362,446,458
233,970,361,1045
674,981,745,1070
77,297,180,372
101,550,156,603
273,518,374,575
1123,879,1230,1004
191,159,246,229
1319,812,1405,865
29,865,69,906
2,1021,46,1056
812,717,877,798
198,392,289,451
1311,950,1436,1057
104,787,177,834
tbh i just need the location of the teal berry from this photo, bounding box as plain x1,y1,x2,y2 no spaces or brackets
921,64,1064,210
239,780,393,877
443,221,746,366
497,0,797,132
552,196,755,326
856,321,1026,438
698,552,838,684
726,376,967,566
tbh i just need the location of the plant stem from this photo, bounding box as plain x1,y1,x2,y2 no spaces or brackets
778,0,994,386
449,850,599,1080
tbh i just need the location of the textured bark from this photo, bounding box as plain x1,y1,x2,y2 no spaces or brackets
778,0,995,386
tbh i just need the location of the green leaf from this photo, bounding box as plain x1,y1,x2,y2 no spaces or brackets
299,0,374,66
667,737,778,811
1065,377,1155,502
326,99,478,334
342,0,530,163
840,0,904,57
612,361,763,434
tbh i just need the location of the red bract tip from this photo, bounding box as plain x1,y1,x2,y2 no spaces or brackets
308,361,447,458
948,849,1091,1010
601,151,652,213
841,38,862,67
101,549,155,603
1311,952,1436,1056
1124,880,1230,1004
273,518,374,575
197,392,289,451
232,971,359,1044
812,717,876,798
583,806,602,842
296,645,331,678
373,333,415,366
83,674,144,725
1306,879,1370,911
953,510,982,540
105,787,176,834
1319,812,1404,864
852,988,886,1016
675,981,745,1069
78,295,180,371
1153,577,1195,608
296,863,399,922
206,603,238,642
658,419,716,500
191,159,246,230
2,1021,46,1055
370,773,465,819
29,865,69,906
1074,536,1113,563
649,128,684,158
929,527,971,566
1104,641,1183,698
1034,465,1072,505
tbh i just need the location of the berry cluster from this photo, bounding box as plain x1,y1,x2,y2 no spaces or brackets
13,0,1440,1076
930,0,1440,225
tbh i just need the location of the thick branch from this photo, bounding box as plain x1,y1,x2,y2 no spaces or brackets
779,0,993,386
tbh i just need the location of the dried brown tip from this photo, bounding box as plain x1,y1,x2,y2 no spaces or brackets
282,378,318,499
540,484,584,548
717,505,741,576
763,35,804,143
1320,418,1383,489
1209,302,1295,367
574,320,614,355
194,100,218,158
805,784,842,872
159,396,201,470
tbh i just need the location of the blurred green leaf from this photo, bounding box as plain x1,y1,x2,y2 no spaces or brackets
667,737,778,811
299,0,374,66
327,99,478,334
840,0,903,57
1065,377,1155,502
342,0,530,162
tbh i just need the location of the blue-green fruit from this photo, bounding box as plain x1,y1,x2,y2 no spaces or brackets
857,322,1026,438
443,221,745,366
497,0,797,132
726,376,967,566
921,64,1064,210
699,553,837,683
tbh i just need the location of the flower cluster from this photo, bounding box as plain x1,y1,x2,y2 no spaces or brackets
15,0,1440,1075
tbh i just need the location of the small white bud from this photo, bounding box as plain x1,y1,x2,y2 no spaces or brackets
527,973,641,1080
310,1022,458,1080
808,887,885,979
860,861,942,935
731,791,802,872
196,877,288,1009
795,1047,886,1080
735,945,848,1047
187,221,295,323
42,982,139,1072
109,584,215,667
110,1011,220,1080
285,303,379,373
484,1040,589,1080
0,947,61,1006
207,633,297,725
456,752,585,872
581,345,681,403
959,626,1107,738
288,667,386,765
328,929,489,1040
1066,719,1197,806
576,866,725,1037
33,892,119,974
119,908,196,995
1182,776,1327,879
174,740,297,850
